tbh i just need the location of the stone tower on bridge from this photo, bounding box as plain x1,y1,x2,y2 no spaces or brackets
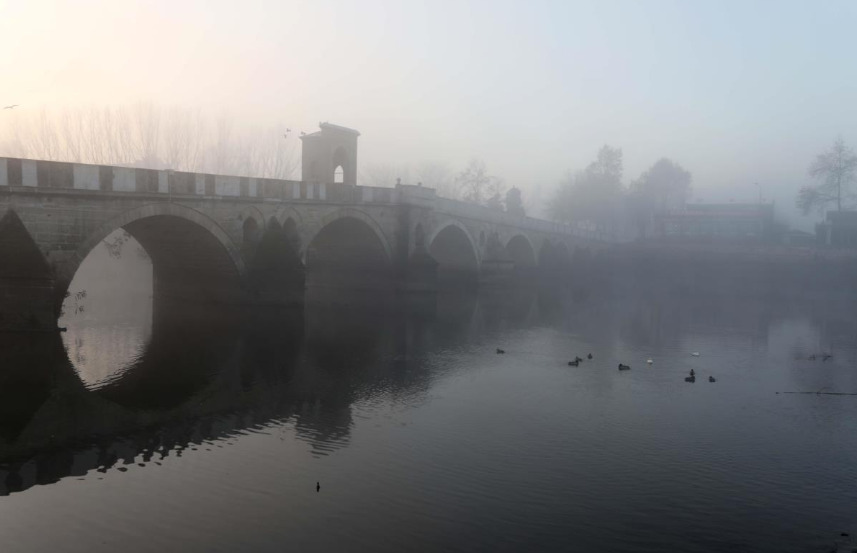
301,123,360,186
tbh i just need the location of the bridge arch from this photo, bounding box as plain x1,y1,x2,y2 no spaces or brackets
274,205,304,228
304,208,393,290
69,203,246,305
505,234,537,269
302,208,392,263
239,206,265,230
427,220,480,287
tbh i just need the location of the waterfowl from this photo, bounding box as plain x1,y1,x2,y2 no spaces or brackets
568,360,579,367
646,359,653,364
618,363,631,371
690,369,695,376
575,356,584,363
708,376,716,382
685,375,696,383
691,352,700,357
587,353,593,360
496,348,506,354
57,326,67,332
823,353,833,361
316,482,320,492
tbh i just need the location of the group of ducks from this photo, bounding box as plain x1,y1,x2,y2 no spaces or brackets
495,348,716,382
569,354,593,367
683,368,715,383
800,353,833,361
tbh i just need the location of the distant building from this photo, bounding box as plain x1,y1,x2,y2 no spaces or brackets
655,203,777,242
816,211,857,247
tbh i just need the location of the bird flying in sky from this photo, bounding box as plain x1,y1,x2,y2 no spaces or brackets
3,104,19,110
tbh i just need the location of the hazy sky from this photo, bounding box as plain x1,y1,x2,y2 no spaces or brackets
1,0,856,225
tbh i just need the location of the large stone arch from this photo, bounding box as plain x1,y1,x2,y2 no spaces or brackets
64,203,246,306
302,208,392,263
427,219,481,287
427,219,481,265
505,233,537,269
303,208,393,291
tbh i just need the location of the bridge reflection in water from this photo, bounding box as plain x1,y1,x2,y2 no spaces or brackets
0,284,543,496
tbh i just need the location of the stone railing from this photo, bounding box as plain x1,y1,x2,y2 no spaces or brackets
0,157,617,242
0,157,401,205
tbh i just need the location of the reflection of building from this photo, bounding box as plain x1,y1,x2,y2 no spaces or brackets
656,203,776,242
816,211,857,247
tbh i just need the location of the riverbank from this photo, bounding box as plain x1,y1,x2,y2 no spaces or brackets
593,241,857,300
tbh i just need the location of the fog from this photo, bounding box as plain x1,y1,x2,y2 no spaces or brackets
2,0,856,227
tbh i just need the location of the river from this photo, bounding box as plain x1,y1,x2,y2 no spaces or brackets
1,281,856,552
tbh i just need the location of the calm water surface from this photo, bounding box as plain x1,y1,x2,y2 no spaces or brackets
1,287,857,553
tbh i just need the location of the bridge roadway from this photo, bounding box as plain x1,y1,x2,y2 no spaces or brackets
0,156,606,329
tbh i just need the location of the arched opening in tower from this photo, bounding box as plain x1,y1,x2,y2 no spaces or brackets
428,225,479,289
332,146,349,185
247,218,305,305
305,217,391,291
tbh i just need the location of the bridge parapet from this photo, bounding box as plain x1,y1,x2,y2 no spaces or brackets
0,157,408,206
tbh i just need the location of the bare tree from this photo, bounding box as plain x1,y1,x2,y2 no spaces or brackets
549,145,625,231
797,137,857,215
414,161,455,197
0,104,298,179
246,125,298,179
163,107,206,172
630,158,692,212
456,158,492,204
360,163,410,187
130,103,162,166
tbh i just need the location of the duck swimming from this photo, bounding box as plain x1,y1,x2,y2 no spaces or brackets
587,353,593,360
690,369,695,377
496,348,505,354
647,359,653,364
618,363,631,371
568,360,579,366
708,376,716,382
691,352,700,357
685,375,696,383
575,356,584,363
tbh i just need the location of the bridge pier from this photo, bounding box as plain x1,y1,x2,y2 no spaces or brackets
0,210,58,331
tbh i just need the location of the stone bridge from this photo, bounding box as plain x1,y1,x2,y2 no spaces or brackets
0,123,607,330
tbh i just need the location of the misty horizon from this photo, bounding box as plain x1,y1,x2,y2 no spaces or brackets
3,1,857,230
